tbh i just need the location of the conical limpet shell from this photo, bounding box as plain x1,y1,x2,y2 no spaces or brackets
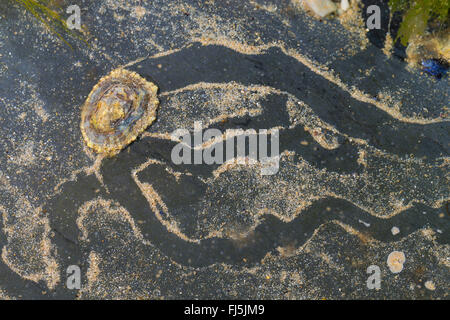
81,68,159,156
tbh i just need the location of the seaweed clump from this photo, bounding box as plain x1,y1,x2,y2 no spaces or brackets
13,0,85,48
389,0,449,77
389,0,449,46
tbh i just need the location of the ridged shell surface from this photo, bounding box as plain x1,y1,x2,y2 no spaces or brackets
80,69,159,156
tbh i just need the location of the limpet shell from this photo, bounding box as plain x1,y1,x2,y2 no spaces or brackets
81,68,159,156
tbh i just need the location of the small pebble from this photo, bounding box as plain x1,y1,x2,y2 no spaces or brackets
387,251,405,274
391,226,400,235
304,0,337,17
341,0,350,11
424,280,436,291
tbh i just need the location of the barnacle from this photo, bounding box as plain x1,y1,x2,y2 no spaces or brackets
80,69,159,156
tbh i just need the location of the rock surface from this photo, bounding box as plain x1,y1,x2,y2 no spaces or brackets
0,0,448,299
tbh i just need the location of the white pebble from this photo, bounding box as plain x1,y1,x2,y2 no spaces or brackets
304,0,337,18
341,0,350,11
425,280,436,291
391,226,400,235
387,251,406,274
